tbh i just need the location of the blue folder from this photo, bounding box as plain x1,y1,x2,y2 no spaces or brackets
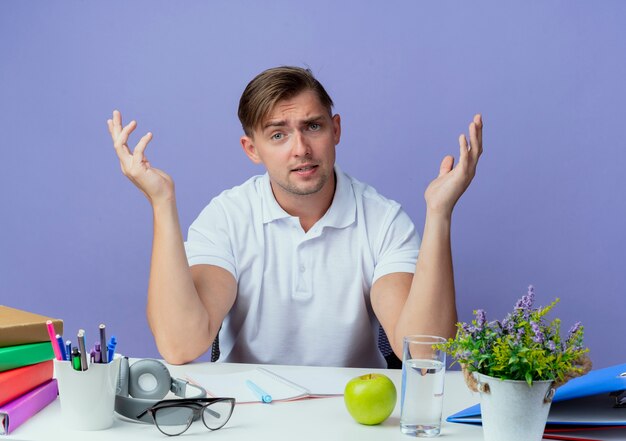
447,363,626,426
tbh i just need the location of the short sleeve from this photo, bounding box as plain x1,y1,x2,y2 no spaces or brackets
372,205,420,283
184,199,238,280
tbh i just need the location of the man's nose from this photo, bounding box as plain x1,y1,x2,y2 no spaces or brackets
292,131,311,157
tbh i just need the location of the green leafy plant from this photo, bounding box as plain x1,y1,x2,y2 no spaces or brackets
439,286,589,386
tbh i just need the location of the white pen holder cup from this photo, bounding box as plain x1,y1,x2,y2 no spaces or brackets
54,356,121,430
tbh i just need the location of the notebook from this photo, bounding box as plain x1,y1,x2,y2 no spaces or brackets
187,365,354,403
543,425,626,441
0,342,54,373
0,306,63,348
0,360,53,407
0,379,58,435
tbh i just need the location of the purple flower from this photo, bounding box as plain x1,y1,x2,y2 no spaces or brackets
449,285,587,375
492,320,504,336
514,285,535,313
461,323,477,334
476,309,486,330
568,322,582,337
567,322,584,350
501,313,515,333
531,321,544,344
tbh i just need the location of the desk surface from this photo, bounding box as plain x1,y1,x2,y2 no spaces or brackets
2,361,504,440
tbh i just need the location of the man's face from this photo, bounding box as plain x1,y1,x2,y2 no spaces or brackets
241,90,341,201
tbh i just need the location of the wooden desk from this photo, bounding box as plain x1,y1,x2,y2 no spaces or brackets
5,360,486,440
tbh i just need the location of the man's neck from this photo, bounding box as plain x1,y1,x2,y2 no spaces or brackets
270,172,336,232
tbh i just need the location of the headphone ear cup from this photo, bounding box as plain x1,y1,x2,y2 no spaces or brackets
117,357,130,396
128,359,172,400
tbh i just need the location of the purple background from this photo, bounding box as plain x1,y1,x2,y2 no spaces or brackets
1,1,624,367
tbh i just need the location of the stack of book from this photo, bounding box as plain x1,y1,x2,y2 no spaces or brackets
0,306,62,435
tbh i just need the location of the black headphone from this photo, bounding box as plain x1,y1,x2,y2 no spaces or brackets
114,357,207,423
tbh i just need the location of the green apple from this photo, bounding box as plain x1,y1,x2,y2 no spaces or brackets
344,373,397,425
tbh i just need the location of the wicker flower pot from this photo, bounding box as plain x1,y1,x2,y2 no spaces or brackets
476,373,555,441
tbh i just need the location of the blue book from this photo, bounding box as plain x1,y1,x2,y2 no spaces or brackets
447,363,626,426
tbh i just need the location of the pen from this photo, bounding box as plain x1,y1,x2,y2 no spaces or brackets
107,336,117,363
56,334,67,361
65,340,72,361
77,329,88,371
94,343,102,364
71,347,81,371
45,320,63,361
99,324,108,364
246,380,272,403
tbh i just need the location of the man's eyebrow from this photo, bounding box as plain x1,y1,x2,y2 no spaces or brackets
262,120,286,130
302,115,325,125
262,115,326,131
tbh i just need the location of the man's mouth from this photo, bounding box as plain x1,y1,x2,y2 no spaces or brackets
292,165,318,172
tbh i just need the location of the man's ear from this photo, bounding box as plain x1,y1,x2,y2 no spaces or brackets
332,114,341,145
240,135,262,164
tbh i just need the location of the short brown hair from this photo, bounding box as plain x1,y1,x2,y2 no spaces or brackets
238,66,334,137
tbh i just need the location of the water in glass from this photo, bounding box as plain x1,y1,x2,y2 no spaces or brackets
400,358,445,437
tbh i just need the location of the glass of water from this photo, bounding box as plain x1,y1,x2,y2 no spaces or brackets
400,335,447,437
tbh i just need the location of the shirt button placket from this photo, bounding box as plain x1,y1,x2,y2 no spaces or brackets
293,236,310,299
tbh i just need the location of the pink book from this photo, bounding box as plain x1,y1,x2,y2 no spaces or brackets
0,379,58,435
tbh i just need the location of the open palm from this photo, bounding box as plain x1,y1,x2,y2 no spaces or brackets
424,114,483,216
107,110,174,204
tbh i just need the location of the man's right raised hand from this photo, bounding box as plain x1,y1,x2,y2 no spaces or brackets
107,110,175,205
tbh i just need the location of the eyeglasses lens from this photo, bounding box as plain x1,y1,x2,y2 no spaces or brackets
202,400,234,430
154,406,195,436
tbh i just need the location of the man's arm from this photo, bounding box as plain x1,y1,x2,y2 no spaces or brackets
371,114,483,358
107,110,236,364
148,201,236,364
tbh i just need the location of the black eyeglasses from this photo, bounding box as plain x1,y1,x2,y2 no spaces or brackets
137,398,235,436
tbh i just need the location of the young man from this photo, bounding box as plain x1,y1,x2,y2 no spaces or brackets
108,66,483,368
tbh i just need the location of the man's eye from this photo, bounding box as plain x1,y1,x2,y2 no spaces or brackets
271,133,284,140
309,123,321,131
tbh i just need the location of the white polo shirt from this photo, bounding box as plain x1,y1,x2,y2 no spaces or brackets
185,166,420,367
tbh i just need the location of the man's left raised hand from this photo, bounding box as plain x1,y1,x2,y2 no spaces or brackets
424,114,483,217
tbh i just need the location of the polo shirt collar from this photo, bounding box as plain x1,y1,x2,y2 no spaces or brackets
260,173,291,223
260,165,356,229
318,165,356,229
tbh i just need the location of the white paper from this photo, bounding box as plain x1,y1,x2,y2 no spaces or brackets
187,365,353,403
188,369,307,403
262,365,353,396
